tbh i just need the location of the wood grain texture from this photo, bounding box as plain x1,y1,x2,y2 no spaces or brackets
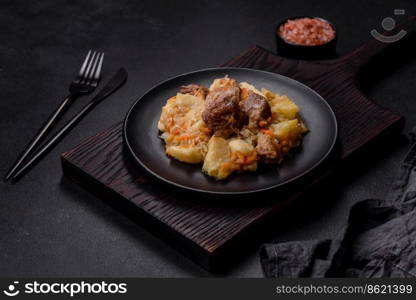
61,17,416,271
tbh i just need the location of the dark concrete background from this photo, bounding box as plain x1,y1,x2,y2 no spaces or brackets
1,0,416,277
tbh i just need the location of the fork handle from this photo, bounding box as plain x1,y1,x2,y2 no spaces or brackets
4,94,75,181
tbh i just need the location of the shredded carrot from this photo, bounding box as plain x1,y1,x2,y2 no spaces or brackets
227,116,236,124
171,128,181,135
221,162,233,170
261,129,274,137
167,96,176,104
235,152,245,164
244,152,257,164
221,161,239,173
166,115,175,131
231,151,257,165
259,120,268,127
174,135,196,141
240,88,248,100
201,127,211,134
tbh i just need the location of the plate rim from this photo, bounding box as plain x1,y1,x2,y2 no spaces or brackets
123,67,338,195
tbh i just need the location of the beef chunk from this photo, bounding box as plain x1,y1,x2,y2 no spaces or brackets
202,78,242,136
256,132,280,163
179,84,209,99
240,90,271,127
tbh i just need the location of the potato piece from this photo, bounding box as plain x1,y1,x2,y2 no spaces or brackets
261,88,276,102
166,145,204,164
262,89,299,121
270,119,305,145
272,96,299,120
228,139,257,172
202,136,232,179
228,139,254,155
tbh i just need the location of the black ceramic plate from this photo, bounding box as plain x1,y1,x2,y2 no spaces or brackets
123,68,337,195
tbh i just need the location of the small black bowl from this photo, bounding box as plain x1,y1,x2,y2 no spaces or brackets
275,16,338,60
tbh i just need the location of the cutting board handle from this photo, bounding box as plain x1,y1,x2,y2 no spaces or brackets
345,16,416,74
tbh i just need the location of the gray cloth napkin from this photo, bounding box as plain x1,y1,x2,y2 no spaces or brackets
260,130,416,278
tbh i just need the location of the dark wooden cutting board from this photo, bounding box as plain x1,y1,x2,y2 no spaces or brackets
61,17,415,271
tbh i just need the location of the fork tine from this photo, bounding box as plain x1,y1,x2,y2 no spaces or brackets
78,50,92,77
80,51,97,83
93,53,104,80
84,52,101,84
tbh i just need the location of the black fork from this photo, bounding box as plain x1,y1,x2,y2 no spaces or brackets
4,50,104,181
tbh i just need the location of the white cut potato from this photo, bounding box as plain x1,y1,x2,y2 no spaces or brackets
166,146,204,164
270,119,305,143
229,139,257,172
228,139,254,155
272,97,299,120
202,137,232,180
261,88,276,102
261,88,299,121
